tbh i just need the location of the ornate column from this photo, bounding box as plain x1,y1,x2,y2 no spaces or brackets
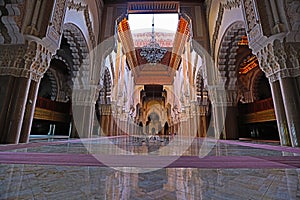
242,0,300,146
275,42,300,147
257,45,294,145
256,41,300,147
19,41,53,143
0,39,53,143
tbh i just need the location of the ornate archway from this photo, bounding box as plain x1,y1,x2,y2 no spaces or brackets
218,22,246,90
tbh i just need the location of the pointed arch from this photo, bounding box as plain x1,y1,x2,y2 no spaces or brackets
218,21,246,89
62,23,89,87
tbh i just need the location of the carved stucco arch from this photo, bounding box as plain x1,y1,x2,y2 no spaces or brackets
62,23,89,87
52,51,73,102
45,69,58,101
218,21,246,90
252,70,267,101
93,37,116,86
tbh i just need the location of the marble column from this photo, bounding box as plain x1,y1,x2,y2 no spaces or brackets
269,80,291,146
279,77,300,147
1,76,31,144
0,76,14,142
19,79,40,143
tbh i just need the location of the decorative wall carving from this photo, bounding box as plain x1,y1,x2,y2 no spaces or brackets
13,1,26,31
67,0,96,47
243,0,257,32
52,0,68,35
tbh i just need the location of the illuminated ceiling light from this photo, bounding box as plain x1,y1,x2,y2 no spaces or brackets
239,56,258,74
238,35,249,46
140,14,167,64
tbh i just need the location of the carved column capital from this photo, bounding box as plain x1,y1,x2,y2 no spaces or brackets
256,40,300,82
27,40,53,82
0,38,54,82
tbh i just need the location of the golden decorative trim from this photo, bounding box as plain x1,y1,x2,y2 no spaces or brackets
34,107,70,123
238,35,249,45
239,56,258,74
240,109,276,124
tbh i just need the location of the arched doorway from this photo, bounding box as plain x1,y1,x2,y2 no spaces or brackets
164,122,169,135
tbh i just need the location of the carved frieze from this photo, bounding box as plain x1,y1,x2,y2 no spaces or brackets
241,0,265,45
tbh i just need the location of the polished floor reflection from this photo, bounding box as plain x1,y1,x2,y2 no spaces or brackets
0,136,300,199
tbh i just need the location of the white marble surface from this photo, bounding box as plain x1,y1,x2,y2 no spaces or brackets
0,137,299,199
0,165,299,199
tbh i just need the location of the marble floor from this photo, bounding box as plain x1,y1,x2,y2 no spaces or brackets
0,136,300,199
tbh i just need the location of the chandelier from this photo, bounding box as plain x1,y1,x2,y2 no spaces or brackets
140,15,167,64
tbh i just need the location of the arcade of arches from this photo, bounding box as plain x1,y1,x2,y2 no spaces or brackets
0,1,300,199
1,0,299,147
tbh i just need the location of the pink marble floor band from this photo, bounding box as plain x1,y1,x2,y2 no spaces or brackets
0,152,299,169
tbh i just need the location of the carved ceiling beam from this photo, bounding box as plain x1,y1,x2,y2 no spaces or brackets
170,15,191,70
128,1,179,14
117,18,138,70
